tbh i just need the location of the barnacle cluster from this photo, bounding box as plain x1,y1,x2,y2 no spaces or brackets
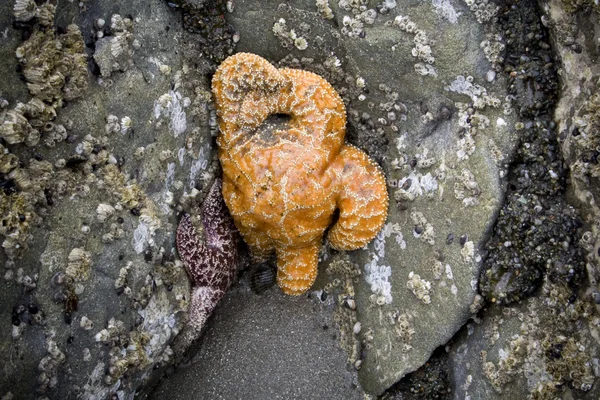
382,350,451,398
13,0,56,27
164,0,237,64
431,0,460,23
389,310,415,352
0,156,59,259
480,34,506,67
37,336,67,393
444,75,504,165
87,288,182,390
0,190,34,259
0,1,87,261
560,0,600,13
337,0,381,38
315,0,334,19
570,91,600,184
479,277,596,398
453,168,481,207
92,14,135,78
94,317,152,385
480,193,584,305
272,18,309,51
13,0,37,22
65,247,93,282
479,3,586,304
16,26,88,104
323,253,364,370
410,211,435,246
464,0,499,24
344,80,405,163
406,272,432,304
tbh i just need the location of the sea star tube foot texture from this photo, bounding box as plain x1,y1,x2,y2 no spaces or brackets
175,178,238,339
276,242,320,296
212,52,389,296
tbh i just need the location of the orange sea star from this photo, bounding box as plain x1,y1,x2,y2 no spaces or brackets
212,53,389,295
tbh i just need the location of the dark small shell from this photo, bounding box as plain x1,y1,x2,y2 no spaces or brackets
53,290,68,303
250,265,276,295
51,271,67,287
28,302,39,314
20,311,32,325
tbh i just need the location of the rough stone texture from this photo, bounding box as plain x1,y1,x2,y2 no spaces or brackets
444,1,600,399
146,282,362,400
550,0,600,295
231,0,518,394
0,0,219,398
448,287,600,400
2,0,599,398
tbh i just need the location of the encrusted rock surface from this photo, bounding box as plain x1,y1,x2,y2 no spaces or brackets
230,0,518,394
1,0,599,398
448,287,600,400
445,1,600,399
0,0,219,398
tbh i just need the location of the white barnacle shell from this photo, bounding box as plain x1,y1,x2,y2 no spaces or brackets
120,116,132,135
13,0,36,22
159,64,171,75
95,329,110,343
97,203,116,222
105,114,120,135
66,248,92,282
80,316,94,330
294,37,308,51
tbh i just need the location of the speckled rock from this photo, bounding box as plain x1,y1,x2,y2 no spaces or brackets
549,0,600,304
0,0,220,398
445,1,600,399
448,277,600,400
230,0,518,394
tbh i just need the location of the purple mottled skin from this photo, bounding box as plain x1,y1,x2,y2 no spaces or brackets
176,177,238,337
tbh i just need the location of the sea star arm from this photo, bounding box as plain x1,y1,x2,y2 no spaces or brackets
276,241,320,296
211,52,288,148
328,144,389,250
175,178,238,346
236,224,274,263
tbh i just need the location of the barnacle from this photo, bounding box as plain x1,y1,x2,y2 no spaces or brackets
0,109,40,146
65,248,92,282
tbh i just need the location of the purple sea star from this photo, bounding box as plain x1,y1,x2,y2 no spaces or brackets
176,177,238,338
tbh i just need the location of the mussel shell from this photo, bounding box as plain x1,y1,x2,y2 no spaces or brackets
250,264,276,295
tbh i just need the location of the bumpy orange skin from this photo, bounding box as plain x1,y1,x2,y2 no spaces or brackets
212,53,389,295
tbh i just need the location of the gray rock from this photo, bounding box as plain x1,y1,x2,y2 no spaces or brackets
550,0,600,290
448,284,600,400
231,0,518,394
0,0,217,398
147,283,362,400
445,2,600,399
